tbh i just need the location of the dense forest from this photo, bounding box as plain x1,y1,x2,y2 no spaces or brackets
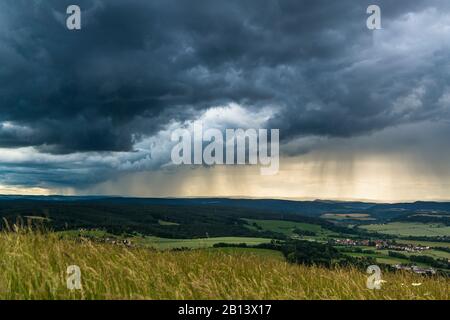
0,199,362,239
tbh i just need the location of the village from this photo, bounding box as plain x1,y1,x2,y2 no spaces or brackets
393,264,436,275
331,238,441,275
331,238,430,253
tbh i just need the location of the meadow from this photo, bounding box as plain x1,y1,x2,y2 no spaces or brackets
344,251,411,266
57,229,273,249
360,222,450,237
0,230,448,300
243,218,336,238
321,213,376,221
137,236,272,249
398,239,450,248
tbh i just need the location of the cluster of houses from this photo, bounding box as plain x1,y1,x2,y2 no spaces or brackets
332,238,373,246
332,238,430,252
74,229,134,247
393,264,436,275
375,243,430,252
99,237,133,247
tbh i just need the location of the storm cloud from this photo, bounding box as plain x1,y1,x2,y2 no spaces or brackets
0,0,449,190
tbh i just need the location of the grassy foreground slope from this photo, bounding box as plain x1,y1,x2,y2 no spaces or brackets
0,232,448,300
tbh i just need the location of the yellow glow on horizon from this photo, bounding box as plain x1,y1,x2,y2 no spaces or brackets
4,151,450,202
0,185,53,196
84,153,450,202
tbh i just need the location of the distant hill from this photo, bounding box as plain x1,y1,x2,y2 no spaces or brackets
1,195,450,217
0,196,449,236
0,195,379,214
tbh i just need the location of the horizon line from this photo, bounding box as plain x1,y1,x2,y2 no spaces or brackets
1,194,450,204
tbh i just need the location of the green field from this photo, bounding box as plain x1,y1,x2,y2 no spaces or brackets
376,249,450,261
136,236,273,250
398,239,450,249
56,230,273,250
408,249,450,260
321,213,375,221
344,251,428,267
209,247,285,260
360,222,450,237
337,243,450,268
158,220,180,226
243,219,336,238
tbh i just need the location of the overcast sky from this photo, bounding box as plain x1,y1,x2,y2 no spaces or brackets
1,0,450,201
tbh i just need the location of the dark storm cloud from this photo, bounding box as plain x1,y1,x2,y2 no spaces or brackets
1,0,448,155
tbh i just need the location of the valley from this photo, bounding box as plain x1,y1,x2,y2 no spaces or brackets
0,196,449,275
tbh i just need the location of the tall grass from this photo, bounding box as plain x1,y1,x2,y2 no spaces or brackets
0,229,448,300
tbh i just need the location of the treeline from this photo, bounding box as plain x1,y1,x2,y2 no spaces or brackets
0,198,394,241
388,251,450,269
337,247,376,255
435,247,450,253
214,240,376,269
392,213,450,226
400,235,450,243
293,229,316,236
0,199,363,240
